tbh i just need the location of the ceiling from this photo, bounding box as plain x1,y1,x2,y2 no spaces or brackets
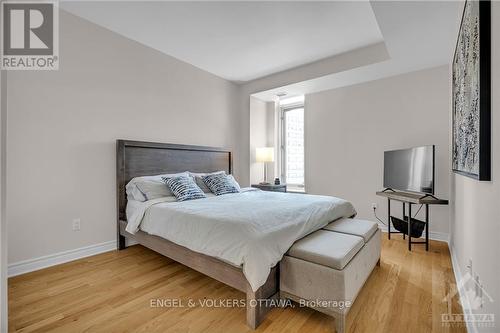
60,1,464,99
253,1,464,101
60,1,383,82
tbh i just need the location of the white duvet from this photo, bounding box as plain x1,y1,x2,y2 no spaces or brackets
126,189,356,291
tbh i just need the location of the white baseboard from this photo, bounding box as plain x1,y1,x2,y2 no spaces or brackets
8,240,116,277
378,225,450,243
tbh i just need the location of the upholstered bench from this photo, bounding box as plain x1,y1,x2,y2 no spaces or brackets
322,217,379,242
280,218,381,333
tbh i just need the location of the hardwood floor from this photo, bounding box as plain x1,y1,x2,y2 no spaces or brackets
9,234,465,333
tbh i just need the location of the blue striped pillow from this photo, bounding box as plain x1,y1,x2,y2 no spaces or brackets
162,176,206,201
202,173,240,196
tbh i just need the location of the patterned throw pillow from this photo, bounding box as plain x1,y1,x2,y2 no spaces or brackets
202,173,240,196
190,171,226,193
162,176,206,201
227,174,241,192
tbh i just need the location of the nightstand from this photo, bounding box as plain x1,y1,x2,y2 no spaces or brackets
251,183,287,192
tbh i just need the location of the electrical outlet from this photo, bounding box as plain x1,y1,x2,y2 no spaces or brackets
372,203,378,210
72,218,81,231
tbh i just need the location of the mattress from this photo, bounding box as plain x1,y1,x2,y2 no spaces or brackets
126,189,356,291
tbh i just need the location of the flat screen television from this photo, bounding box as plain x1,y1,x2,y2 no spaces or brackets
383,145,435,194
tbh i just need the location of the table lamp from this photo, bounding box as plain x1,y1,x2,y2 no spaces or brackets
256,147,274,184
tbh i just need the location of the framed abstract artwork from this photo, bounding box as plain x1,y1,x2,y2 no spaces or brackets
452,0,491,180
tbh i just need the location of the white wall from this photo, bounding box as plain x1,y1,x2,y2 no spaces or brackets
6,11,241,264
305,66,451,236
249,97,276,184
449,3,500,331
249,97,268,185
266,100,277,182
0,69,7,333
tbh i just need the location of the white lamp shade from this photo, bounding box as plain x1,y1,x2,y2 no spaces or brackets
256,147,274,163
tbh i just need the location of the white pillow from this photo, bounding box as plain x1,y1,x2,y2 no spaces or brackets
135,180,171,201
126,172,190,201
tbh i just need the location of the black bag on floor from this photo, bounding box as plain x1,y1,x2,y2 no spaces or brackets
391,216,425,238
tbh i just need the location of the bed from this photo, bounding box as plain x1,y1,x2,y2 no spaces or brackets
116,139,356,329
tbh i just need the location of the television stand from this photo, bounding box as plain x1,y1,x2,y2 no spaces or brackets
419,193,439,200
375,190,448,251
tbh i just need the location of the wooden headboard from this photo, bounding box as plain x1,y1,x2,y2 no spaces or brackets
116,140,232,221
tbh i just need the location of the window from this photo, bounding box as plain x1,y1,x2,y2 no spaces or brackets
280,96,304,191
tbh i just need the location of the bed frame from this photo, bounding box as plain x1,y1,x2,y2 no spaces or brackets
116,139,278,329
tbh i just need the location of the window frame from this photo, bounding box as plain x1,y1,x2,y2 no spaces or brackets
279,102,305,191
